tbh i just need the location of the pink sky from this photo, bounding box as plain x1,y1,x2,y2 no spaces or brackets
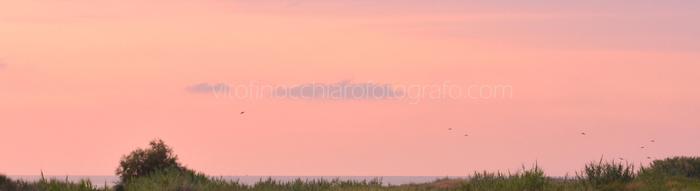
1,0,699,176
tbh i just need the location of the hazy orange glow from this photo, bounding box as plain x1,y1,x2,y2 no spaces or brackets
1,0,698,176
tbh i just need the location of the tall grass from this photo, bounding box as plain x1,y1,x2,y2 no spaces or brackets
3,157,700,191
460,164,547,191
578,158,636,190
0,174,107,191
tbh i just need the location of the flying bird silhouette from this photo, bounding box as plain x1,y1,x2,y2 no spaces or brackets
650,140,655,143
640,146,646,149
448,128,452,131
580,132,586,135
464,134,469,137
647,156,652,159
240,111,245,115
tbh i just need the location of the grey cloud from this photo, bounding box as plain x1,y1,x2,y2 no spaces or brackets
275,81,403,100
186,83,230,94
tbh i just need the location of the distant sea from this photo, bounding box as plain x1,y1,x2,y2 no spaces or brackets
10,176,464,187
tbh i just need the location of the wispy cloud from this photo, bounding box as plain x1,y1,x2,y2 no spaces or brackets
186,83,230,94
275,81,403,100
185,81,511,103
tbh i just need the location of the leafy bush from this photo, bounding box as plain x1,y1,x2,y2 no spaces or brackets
642,156,700,179
115,139,185,183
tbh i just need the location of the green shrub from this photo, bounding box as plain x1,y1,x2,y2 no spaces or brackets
642,156,700,179
116,139,186,183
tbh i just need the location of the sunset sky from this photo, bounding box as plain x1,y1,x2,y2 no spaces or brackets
1,0,699,176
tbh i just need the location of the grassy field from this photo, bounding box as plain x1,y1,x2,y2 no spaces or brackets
2,157,700,191
2,140,699,191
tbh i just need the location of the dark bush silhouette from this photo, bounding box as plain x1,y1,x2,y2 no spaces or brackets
0,174,18,191
642,156,700,179
115,139,185,183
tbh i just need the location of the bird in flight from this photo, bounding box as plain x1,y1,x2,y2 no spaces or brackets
618,157,625,161
240,111,245,115
650,140,655,143
647,156,652,159
448,128,453,131
464,134,469,137
640,146,646,149
580,132,586,135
